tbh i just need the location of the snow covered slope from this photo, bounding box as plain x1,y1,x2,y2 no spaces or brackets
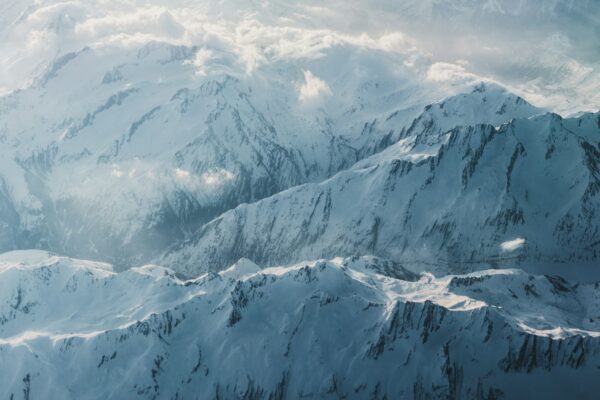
0,251,598,399
1,2,598,398
159,86,600,279
0,37,439,266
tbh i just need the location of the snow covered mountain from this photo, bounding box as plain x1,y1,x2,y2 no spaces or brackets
159,84,600,279
1,2,599,398
1,0,596,278
0,251,598,399
0,38,440,267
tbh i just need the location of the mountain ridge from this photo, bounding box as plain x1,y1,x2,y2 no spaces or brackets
0,40,441,267
159,86,600,279
0,251,598,399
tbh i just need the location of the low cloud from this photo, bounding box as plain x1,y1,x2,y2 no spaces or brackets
74,161,234,199
426,62,480,85
201,169,235,187
110,164,124,178
297,70,332,103
187,48,213,76
0,1,598,114
174,167,234,190
174,168,190,180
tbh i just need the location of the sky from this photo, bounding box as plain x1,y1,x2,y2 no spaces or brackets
1,0,599,114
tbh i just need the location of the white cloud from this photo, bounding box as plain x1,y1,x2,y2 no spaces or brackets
0,1,598,114
500,238,526,252
376,32,411,53
174,167,234,189
426,62,481,85
74,7,184,40
111,165,123,178
187,48,213,76
174,168,190,180
297,70,332,103
201,169,234,187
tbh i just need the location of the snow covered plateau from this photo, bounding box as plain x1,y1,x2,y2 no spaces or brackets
0,1,599,399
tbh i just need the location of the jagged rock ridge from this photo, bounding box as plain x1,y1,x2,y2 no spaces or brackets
161,86,600,279
0,251,598,399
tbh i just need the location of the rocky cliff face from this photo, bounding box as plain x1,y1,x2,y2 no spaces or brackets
1,251,598,399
